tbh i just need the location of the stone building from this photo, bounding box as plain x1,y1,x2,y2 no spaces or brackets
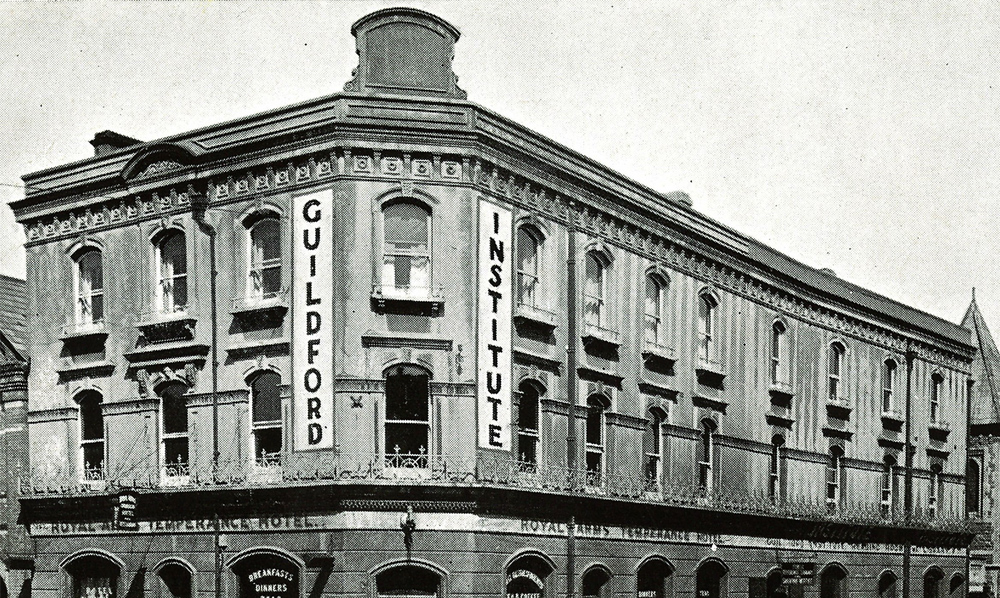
10,8,976,598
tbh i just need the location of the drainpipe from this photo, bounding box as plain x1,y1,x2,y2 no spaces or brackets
903,345,915,598
191,190,221,598
566,201,577,598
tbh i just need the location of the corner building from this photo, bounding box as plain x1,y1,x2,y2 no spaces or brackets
11,9,977,598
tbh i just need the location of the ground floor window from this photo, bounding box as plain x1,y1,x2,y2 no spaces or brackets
232,551,299,598
156,563,192,598
637,558,673,598
879,571,898,598
696,560,727,598
66,555,119,598
820,564,847,598
507,553,554,598
582,567,611,598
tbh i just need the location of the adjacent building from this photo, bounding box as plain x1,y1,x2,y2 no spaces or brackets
10,8,977,598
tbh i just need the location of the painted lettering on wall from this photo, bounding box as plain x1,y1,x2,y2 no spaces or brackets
294,190,334,450
478,200,512,450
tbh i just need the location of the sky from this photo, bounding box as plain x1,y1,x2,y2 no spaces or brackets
0,1,997,330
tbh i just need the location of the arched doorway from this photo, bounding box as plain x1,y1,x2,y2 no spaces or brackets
637,557,673,598
506,552,555,598
696,559,728,598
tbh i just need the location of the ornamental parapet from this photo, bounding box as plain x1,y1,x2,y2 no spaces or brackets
21,452,974,535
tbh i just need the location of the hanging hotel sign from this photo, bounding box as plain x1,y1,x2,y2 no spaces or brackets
114,490,137,530
293,189,334,450
478,199,512,450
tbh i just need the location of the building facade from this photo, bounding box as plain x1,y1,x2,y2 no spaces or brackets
11,9,977,598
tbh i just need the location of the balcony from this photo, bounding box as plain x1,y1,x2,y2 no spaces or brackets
371,285,444,316
135,309,195,344
20,452,976,535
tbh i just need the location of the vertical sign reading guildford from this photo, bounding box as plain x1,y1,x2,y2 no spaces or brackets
478,199,512,450
293,190,334,450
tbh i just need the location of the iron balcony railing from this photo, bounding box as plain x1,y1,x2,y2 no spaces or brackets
21,453,975,533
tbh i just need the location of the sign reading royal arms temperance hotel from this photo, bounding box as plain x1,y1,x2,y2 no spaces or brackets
478,199,512,450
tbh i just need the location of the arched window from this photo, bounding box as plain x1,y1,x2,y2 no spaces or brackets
881,456,896,518
584,252,608,328
157,563,193,598
879,571,898,598
924,568,945,598
644,408,666,487
156,231,187,314
517,226,542,308
826,447,843,511
930,373,943,423
585,396,608,482
644,275,666,346
828,343,845,402
819,564,847,598
382,201,431,298
159,383,189,478
78,391,105,481
507,553,554,598
698,294,717,362
967,459,982,515
75,249,104,328
697,420,715,494
882,360,897,413
376,565,441,598
637,558,673,598
769,436,784,503
385,365,430,467
248,216,281,301
231,551,300,598
695,560,727,598
770,321,788,384
251,371,282,466
517,382,541,466
66,555,120,598
581,567,611,598
765,569,783,598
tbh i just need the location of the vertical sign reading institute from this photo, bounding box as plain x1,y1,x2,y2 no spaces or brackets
478,199,512,450
293,190,334,450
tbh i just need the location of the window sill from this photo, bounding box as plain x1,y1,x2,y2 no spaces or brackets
136,311,196,344
695,358,726,387
765,411,794,428
641,342,677,368
60,322,108,342
231,292,289,326
371,286,444,316
514,303,558,331
881,409,905,430
821,425,853,441
692,394,728,413
582,323,620,349
928,421,951,441
825,398,852,419
768,382,795,404
56,360,115,380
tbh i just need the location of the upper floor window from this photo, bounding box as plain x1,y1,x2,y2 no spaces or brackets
75,249,104,327
160,383,189,478
585,395,608,482
382,201,431,298
881,456,896,518
828,342,845,402
826,447,843,510
967,459,982,516
882,359,897,413
78,390,105,481
644,274,667,346
930,373,943,422
517,381,541,466
583,252,608,328
698,294,718,362
385,364,430,467
928,465,943,518
770,321,788,384
697,420,715,494
644,407,666,486
156,231,187,314
248,216,281,301
769,435,784,502
251,371,282,466
516,226,542,308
